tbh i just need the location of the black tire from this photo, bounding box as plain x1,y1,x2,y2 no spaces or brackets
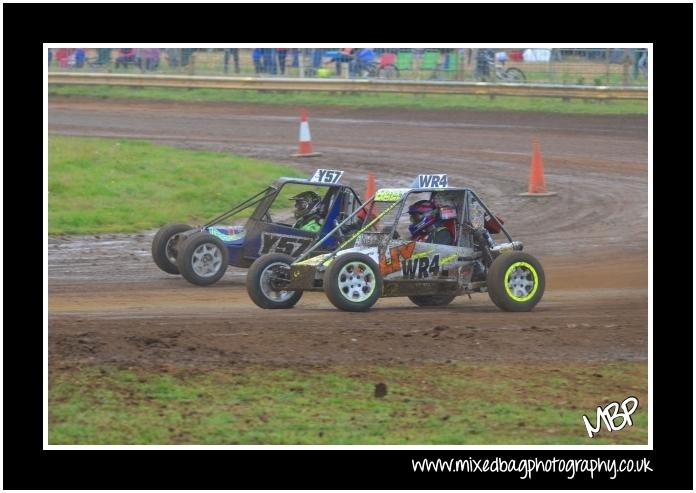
246,253,303,309
151,223,193,275
486,252,544,312
325,253,382,312
408,295,456,307
176,232,229,286
504,67,526,82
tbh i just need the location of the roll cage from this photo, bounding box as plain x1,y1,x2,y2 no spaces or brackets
294,187,514,266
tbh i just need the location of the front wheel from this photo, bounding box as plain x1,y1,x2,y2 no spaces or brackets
325,253,382,312
176,232,229,286
246,253,303,309
503,67,526,82
151,223,193,275
408,295,456,307
486,252,544,311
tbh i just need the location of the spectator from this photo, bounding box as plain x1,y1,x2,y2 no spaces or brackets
633,48,648,79
143,48,160,71
224,48,240,74
291,48,300,68
262,48,277,74
181,48,193,67
96,48,111,67
276,48,289,74
252,48,263,73
48,48,52,67
115,48,135,69
353,48,376,76
74,48,86,68
335,48,355,76
311,48,324,72
54,48,70,68
166,48,180,69
475,49,494,80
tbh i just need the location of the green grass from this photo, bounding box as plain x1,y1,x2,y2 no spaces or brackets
48,136,303,234
49,85,647,115
48,362,648,445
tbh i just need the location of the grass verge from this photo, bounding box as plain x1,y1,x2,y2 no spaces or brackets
49,85,647,115
49,362,647,445
48,135,303,235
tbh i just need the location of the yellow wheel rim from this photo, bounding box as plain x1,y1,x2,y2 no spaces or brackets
503,261,539,302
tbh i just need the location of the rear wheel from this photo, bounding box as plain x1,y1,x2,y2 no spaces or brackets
377,64,399,79
408,295,456,307
325,253,382,312
487,252,544,311
177,232,229,286
247,253,303,309
151,223,193,275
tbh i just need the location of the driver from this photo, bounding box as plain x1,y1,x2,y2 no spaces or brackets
290,191,324,232
407,200,453,245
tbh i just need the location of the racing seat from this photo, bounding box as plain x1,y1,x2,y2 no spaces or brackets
440,218,457,245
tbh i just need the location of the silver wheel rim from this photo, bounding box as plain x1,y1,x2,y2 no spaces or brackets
191,242,223,277
260,262,294,302
165,233,184,265
507,266,534,298
337,261,376,303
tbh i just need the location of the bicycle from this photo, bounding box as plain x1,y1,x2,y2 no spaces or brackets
361,59,399,79
485,53,526,82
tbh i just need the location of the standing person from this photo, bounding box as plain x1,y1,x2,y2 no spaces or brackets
144,48,160,71
475,48,494,80
115,48,135,69
166,48,180,69
261,48,276,74
96,48,111,67
252,48,263,73
224,48,240,74
55,48,70,68
633,48,647,80
312,48,324,74
276,48,289,74
181,48,193,67
48,48,52,67
74,48,86,68
291,48,299,68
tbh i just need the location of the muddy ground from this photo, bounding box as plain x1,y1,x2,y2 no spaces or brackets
48,98,648,368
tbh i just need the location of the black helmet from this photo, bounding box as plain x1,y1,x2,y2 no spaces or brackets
290,191,321,219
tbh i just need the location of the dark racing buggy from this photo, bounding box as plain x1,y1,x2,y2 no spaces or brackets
151,169,365,286
247,174,545,311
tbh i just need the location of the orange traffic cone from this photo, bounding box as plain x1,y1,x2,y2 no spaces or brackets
519,141,557,197
291,109,322,158
357,173,377,222
364,172,376,200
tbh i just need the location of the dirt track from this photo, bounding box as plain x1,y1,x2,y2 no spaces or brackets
48,98,648,368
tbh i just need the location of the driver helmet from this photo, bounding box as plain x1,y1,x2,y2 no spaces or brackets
408,200,439,237
290,191,322,220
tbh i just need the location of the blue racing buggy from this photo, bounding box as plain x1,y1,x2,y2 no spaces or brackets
151,169,365,286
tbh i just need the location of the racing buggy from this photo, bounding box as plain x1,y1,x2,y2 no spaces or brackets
247,174,545,311
151,169,365,286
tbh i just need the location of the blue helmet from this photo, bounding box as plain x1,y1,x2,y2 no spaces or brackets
408,200,439,237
